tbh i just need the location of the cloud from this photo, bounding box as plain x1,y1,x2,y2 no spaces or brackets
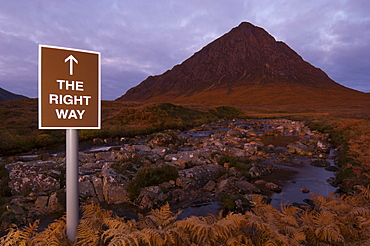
0,0,369,99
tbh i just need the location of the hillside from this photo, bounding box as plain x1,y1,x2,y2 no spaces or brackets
118,22,370,108
0,87,28,102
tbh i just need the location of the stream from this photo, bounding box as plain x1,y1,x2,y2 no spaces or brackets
13,119,339,228
174,120,338,217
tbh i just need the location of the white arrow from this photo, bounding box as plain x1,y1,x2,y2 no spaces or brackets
64,55,78,75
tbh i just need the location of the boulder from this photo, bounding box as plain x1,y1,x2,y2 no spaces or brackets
6,161,62,195
179,164,224,188
217,177,260,194
91,176,105,202
235,180,260,194
79,177,96,198
101,164,130,204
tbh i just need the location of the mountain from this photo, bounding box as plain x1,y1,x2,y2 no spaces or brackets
117,22,369,106
0,87,28,102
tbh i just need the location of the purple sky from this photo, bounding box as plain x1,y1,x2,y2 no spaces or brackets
1,1,369,100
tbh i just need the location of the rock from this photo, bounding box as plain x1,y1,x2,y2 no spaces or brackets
165,151,203,167
203,180,216,192
327,177,339,187
6,161,62,195
226,147,249,157
148,133,177,147
217,177,260,194
101,165,130,204
78,152,96,162
159,181,175,190
176,177,194,188
226,129,243,138
254,180,266,186
93,138,104,145
325,166,338,172
235,180,260,194
7,205,25,214
292,202,312,210
91,176,105,202
179,164,224,188
133,145,152,152
301,187,310,193
95,151,114,160
248,166,261,178
265,182,282,193
79,178,96,198
309,159,330,167
37,153,50,161
35,196,49,208
152,147,172,157
287,143,313,156
49,192,63,211
135,186,168,209
172,159,190,168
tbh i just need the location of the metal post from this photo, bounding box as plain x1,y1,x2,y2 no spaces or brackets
66,129,79,242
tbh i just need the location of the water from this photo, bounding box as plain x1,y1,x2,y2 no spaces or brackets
178,202,222,219
11,119,339,230
267,157,337,208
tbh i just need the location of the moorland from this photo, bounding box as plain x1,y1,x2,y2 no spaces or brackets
1,21,370,245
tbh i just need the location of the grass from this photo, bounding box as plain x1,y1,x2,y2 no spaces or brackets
1,97,370,192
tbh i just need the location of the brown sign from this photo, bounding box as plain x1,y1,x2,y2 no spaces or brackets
38,45,101,129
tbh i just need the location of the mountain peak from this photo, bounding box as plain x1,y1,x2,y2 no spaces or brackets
118,22,362,105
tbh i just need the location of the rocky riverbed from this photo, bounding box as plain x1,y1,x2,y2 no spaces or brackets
1,118,338,232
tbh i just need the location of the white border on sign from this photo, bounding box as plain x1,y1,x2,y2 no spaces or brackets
38,44,101,129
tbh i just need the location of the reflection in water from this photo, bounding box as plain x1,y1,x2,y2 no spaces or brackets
263,148,338,208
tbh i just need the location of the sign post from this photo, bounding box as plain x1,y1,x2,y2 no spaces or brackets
66,129,79,241
38,45,101,242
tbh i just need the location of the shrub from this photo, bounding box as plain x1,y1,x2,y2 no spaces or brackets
218,155,253,177
127,165,179,200
209,106,244,118
111,155,143,178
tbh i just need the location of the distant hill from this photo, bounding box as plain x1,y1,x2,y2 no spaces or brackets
0,87,28,102
118,22,370,107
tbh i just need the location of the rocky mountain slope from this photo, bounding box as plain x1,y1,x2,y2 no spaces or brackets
118,22,369,106
0,87,28,102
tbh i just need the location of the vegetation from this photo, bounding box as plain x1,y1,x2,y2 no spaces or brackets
2,98,370,244
209,106,244,119
218,155,253,177
127,165,179,200
2,188,370,245
331,119,370,191
0,98,251,156
220,192,253,213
